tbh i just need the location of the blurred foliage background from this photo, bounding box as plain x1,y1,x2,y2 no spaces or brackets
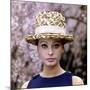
11,0,87,89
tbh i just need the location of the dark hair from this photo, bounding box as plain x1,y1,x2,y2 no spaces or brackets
35,39,39,45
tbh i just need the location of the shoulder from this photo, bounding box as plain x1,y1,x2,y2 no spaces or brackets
21,74,40,88
72,76,84,85
21,81,29,89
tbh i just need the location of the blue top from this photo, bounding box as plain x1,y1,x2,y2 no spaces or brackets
27,71,72,88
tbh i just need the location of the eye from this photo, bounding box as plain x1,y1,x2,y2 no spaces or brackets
53,43,60,49
41,44,48,49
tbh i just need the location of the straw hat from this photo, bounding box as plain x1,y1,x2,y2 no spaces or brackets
25,11,74,45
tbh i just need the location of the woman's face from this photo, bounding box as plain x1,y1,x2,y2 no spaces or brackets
37,39,64,67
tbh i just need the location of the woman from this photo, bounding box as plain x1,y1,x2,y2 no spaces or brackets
22,11,84,89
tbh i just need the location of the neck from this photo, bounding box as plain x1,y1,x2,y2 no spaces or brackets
41,64,65,77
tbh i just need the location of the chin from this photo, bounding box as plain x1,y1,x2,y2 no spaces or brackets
45,62,57,67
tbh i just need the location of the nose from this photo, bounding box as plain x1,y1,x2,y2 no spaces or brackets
48,48,53,56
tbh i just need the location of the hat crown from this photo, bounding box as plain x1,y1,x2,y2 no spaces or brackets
35,11,66,28
25,11,73,44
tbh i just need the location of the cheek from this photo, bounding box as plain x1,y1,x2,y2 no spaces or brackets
37,47,46,60
38,51,44,59
55,48,64,58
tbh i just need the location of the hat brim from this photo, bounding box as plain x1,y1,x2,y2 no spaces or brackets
25,33,74,45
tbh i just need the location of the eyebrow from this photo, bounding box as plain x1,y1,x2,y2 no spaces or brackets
53,40,61,43
39,40,60,44
39,40,48,44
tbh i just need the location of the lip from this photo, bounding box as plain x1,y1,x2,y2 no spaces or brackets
46,58,56,62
